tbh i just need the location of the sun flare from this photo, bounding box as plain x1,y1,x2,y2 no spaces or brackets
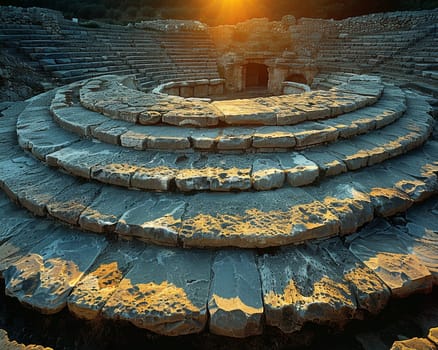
200,0,268,25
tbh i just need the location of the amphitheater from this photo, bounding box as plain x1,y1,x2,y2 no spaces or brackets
0,5,438,349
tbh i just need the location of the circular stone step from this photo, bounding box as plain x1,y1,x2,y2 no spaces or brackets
0,186,437,337
3,99,438,247
78,74,383,127
48,78,404,153
18,83,434,193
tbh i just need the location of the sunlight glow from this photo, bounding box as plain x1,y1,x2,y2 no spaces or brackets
200,0,268,25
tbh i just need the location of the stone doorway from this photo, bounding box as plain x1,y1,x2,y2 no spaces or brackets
244,63,269,89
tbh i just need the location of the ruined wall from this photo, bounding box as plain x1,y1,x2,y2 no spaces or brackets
208,9,438,94
0,6,63,34
208,16,336,94
209,17,295,94
334,9,438,35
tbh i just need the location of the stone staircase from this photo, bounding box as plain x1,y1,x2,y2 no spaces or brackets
316,26,433,74
371,24,438,97
157,31,220,82
0,71,437,338
0,18,220,92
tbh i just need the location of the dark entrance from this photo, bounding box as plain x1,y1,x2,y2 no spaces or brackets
245,63,268,88
285,73,307,84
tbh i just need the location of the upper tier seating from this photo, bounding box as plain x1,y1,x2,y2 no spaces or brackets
0,16,220,91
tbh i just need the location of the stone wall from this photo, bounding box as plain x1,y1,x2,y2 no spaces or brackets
133,19,208,32
0,6,62,34
0,49,52,101
335,9,438,35
209,17,295,94
208,9,438,94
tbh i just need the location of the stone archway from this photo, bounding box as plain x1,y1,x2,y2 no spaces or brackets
244,63,269,89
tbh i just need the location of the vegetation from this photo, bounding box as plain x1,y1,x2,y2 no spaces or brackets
2,0,438,25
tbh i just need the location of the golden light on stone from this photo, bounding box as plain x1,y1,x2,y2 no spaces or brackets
200,0,268,24
1,3,438,343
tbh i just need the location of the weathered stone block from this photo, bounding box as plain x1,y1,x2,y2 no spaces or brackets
208,250,263,337
102,246,213,336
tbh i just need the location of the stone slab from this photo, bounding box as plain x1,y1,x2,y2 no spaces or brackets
327,141,370,171
0,101,28,120
0,130,23,162
347,219,434,298
351,166,428,215
208,250,263,337
301,148,347,177
350,137,392,166
190,129,220,150
162,107,219,127
17,106,79,160
406,200,438,232
91,119,130,145
119,127,150,150
251,158,285,190
391,337,437,350
319,238,390,315
306,180,374,235
277,153,319,186
287,122,339,148
385,153,438,202
78,186,146,233
216,127,254,150
0,220,57,273
252,126,296,148
428,328,438,346
258,243,357,333
67,241,145,320
0,218,34,245
213,99,277,126
139,125,191,150
179,153,253,192
131,153,180,191
46,181,102,225
115,194,187,246
102,246,213,336
0,156,77,216
403,223,438,283
52,105,107,137
3,227,107,314
46,141,119,178
180,188,340,248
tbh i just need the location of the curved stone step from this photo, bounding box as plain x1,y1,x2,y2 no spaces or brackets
2,105,437,247
346,218,436,299
17,90,80,161
78,75,383,128
44,91,432,193
1,187,437,337
49,79,399,153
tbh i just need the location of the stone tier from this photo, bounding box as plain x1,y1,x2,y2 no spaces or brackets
77,75,383,128
3,97,438,248
47,79,403,155
48,92,433,192
0,186,437,337
17,83,434,193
